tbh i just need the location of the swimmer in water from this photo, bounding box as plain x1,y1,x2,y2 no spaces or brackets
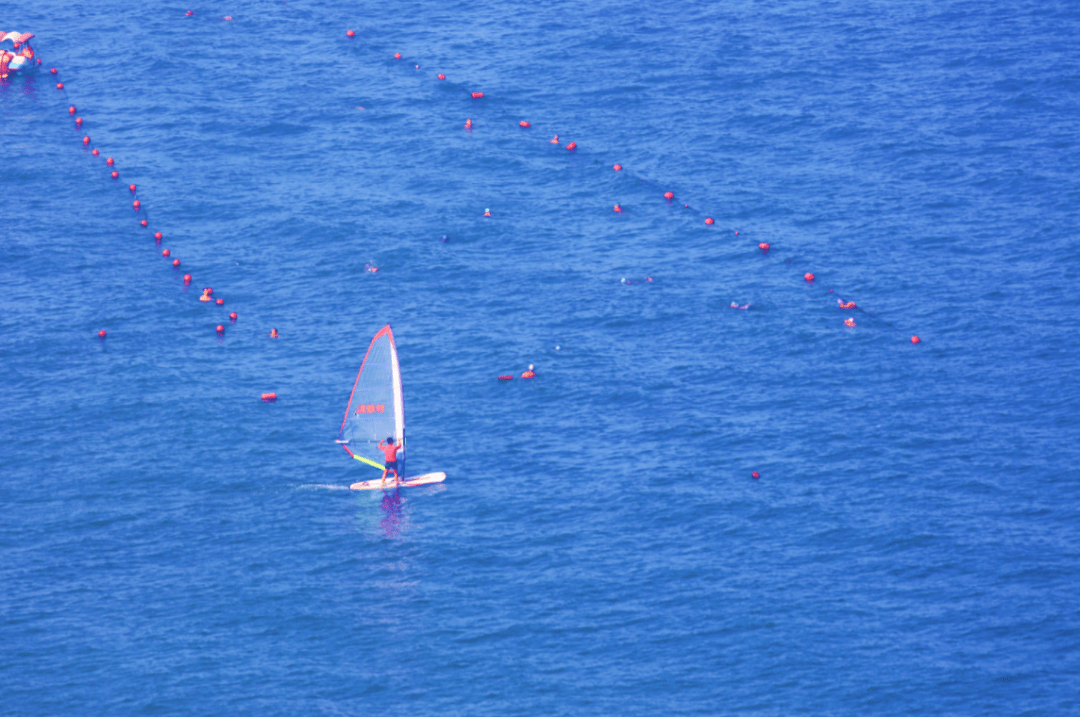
378,436,402,482
730,302,750,310
521,364,536,379
837,300,856,309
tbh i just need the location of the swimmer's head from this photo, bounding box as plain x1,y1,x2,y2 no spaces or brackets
528,364,534,370
387,436,394,444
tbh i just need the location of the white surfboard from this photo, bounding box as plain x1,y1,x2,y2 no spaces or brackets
350,472,446,491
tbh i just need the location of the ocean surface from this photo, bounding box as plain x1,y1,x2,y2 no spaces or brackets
2,1,1079,714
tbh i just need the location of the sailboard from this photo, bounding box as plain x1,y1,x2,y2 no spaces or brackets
337,325,446,490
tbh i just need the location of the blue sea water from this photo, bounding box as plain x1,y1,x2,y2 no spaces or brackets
2,0,1079,714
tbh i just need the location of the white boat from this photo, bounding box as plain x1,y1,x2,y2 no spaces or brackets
0,32,35,77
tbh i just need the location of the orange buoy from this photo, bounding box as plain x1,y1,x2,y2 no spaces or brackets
69,105,76,115
751,471,760,479
199,294,211,302
705,217,714,225
154,232,162,240
613,164,622,171
663,191,673,200
464,118,472,129
270,328,279,338
346,30,355,37
216,324,225,333
804,272,815,283
437,73,445,80
75,117,83,126
911,335,921,344
172,259,180,267
184,274,192,283
129,184,136,193
566,141,577,151
550,134,559,144
393,53,401,59
132,200,141,209
759,242,769,251
82,136,90,145
98,330,107,338
140,219,148,227
91,149,99,156
519,120,530,128
844,317,856,327
229,312,237,321
106,157,114,166
261,393,277,401
162,249,170,257
56,82,64,90
735,231,739,235
614,204,622,213
216,298,224,306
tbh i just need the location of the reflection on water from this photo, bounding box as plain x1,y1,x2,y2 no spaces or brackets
380,489,405,537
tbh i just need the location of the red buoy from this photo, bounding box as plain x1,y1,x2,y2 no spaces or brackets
705,217,714,225
216,324,225,333
106,157,114,166
751,471,760,479
184,274,192,283
91,149,99,156
519,120,530,127
471,91,483,99
56,82,64,90
69,106,76,115
663,191,674,200
51,68,57,74
162,249,171,257
613,164,622,171
346,30,355,37
133,200,141,209
75,117,83,126
154,232,162,240
437,73,445,80
498,375,513,380
759,242,770,251
172,259,181,267
911,335,921,344
216,298,224,306
129,184,136,193
261,392,277,401
566,142,577,151
82,136,90,145
804,272,815,283
110,171,119,179
614,204,622,213
98,330,107,339
140,219,148,227
394,52,402,59
229,312,237,321
203,288,213,296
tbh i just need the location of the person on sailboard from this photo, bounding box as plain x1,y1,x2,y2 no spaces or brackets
378,436,402,481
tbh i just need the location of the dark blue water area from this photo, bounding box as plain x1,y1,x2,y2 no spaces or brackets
2,0,1079,714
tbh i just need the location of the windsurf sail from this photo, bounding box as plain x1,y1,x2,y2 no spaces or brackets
338,325,405,475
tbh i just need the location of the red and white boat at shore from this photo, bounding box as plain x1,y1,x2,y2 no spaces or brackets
1,32,36,78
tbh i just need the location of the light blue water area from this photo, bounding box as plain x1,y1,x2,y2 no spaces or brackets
2,1,1079,714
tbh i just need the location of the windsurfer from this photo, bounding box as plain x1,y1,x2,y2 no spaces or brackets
378,436,402,481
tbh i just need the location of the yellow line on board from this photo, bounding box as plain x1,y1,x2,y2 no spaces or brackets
353,454,384,470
